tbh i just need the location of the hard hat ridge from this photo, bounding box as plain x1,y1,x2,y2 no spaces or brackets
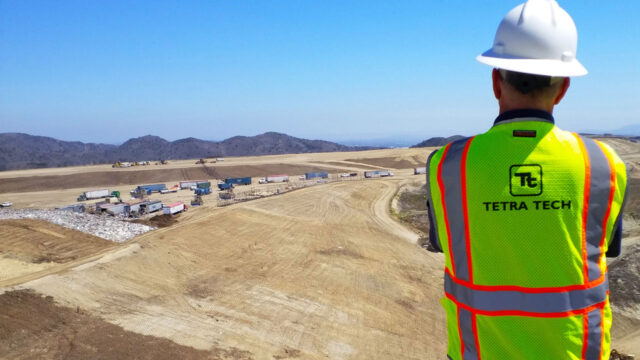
476,0,587,77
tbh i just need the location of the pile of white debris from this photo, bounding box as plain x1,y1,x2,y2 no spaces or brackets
0,209,155,242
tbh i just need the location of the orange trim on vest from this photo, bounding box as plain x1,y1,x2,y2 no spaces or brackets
437,143,455,275
445,268,605,293
457,307,465,359
597,141,616,276
581,313,589,360
471,312,481,360
599,307,605,360
445,292,607,318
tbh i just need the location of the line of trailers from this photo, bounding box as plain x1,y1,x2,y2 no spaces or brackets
61,199,187,217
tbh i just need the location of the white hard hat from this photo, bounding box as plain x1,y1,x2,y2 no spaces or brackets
477,0,587,77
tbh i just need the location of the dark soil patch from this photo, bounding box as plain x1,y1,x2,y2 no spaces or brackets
132,214,178,228
396,184,427,212
0,289,253,360
273,347,302,359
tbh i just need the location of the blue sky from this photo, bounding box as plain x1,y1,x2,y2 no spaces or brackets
1,1,639,145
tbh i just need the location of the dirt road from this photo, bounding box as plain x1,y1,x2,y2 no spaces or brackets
3,178,446,359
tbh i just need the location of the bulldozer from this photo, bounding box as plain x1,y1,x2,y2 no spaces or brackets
191,194,203,206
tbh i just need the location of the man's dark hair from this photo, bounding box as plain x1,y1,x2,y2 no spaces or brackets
499,69,564,96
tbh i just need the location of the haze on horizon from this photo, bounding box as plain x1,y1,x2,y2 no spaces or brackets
1,1,639,145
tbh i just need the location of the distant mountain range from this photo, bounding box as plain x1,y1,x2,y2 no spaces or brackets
0,132,376,171
410,135,465,148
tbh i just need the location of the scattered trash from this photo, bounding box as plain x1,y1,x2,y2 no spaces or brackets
0,209,155,242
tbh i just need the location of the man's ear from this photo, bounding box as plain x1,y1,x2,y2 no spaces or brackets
492,68,502,100
554,78,571,105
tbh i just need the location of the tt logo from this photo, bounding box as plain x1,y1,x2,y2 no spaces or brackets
514,172,538,188
510,164,542,196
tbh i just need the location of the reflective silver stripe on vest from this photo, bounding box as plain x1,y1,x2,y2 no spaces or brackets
581,137,613,283
445,272,608,313
458,308,479,360
439,137,472,281
585,308,603,360
426,151,441,250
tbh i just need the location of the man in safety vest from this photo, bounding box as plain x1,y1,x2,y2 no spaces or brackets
426,1,628,359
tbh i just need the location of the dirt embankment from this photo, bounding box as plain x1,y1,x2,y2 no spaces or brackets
0,164,348,194
0,290,252,360
392,181,430,248
0,219,115,264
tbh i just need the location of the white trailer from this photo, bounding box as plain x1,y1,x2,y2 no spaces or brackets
364,170,392,178
78,189,110,201
266,174,289,183
106,203,129,216
180,180,206,189
163,202,187,215
414,167,427,175
141,201,163,214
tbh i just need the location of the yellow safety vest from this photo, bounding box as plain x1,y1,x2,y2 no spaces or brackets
427,110,627,360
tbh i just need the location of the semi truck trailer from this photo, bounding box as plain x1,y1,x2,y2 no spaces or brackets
77,189,112,201
225,177,251,186
305,171,329,180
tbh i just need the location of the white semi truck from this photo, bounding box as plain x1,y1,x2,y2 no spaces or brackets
77,189,111,201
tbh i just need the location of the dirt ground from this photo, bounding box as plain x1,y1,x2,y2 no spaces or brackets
0,219,116,283
344,156,425,170
0,141,637,359
0,164,350,194
0,289,243,360
3,178,442,359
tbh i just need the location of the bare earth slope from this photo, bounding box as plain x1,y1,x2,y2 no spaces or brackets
3,178,446,359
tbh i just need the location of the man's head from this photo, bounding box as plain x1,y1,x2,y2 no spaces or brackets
492,68,570,113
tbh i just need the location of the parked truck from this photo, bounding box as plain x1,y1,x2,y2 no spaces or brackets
140,200,163,214
225,177,251,186
266,174,289,183
160,185,180,194
414,167,427,175
77,189,113,202
196,181,211,189
163,202,187,215
195,187,211,195
218,182,234,190
305,171,329,180
131,184,167,196
179,180,207,189
364,170,393,178
106,203,130,216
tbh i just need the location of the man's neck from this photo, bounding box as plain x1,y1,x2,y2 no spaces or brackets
499,102,554,115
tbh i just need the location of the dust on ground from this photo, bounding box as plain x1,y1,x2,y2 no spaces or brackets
0,289,252,360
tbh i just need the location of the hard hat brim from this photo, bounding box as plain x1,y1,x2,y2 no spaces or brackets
477,49,588,77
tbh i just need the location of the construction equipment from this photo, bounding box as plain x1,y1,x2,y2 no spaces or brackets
191,194,203,206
